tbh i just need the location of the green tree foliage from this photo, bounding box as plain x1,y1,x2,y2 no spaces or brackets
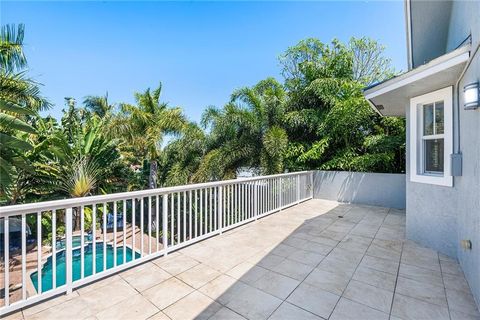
195,78,289,181
0,24,50,196
0,25,405,206
109,83,186,189
280,38,405,173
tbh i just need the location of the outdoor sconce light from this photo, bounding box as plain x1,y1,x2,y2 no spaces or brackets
464,82,479,109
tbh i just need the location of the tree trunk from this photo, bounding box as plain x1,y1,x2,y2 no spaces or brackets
149,160,158,189
148,160,158,234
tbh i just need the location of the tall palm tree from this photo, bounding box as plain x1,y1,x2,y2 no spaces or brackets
195,77,288,181
112,83,186,188
83,93,113,118
0,24,49,194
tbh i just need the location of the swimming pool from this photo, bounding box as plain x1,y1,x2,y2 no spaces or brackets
31,243,140,292
55,235,91,250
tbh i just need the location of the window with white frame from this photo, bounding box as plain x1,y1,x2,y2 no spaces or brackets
409,87,453,186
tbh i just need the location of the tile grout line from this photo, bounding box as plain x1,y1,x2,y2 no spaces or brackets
328,206,392,319
264,205,355,319
438,253,453,320
388,230,405,319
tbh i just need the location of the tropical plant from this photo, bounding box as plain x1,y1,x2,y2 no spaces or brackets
110,83,186,189
0,24,50,196
195,77,288,181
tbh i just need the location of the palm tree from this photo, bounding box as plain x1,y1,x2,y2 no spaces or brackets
0,24,49,194
111,83,186,188
83,93,113,118
195,77,288,181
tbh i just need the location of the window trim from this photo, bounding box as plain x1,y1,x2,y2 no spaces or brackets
409,87,453,187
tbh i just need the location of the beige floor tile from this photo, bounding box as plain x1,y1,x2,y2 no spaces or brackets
337,235,372,254
440,260,464,277
302,240,334,255
360,255,399,275
366,243,401,262
199,274,237,301
163,291,221,320
209,307,246,320
251,270,300,299
317,256,358,278
308,235,339,247
76,275,122,295
22,292,79,316
401,253,441,273
343,280,393,313
147,311,170,320
120,263,172,291
256,253,285,270
95,293,159,320
391,293,450,320
304,268,350,296
352,265,396,291
269,244,298,258
79,279,138,314
287,282,340,318
287,249,324,267
225,284,282,320
398,263,443,287
443,273,472,293
446,288,480,316
25,297,94,320
272,258,314,281
153,254,199,276
396,276,447,307
269,302,323,320
226,262,269,285
330,297,389,320
176,263,221,289
3,310,24,320
327,247,364,265
450,309,480,320
143,277,194,310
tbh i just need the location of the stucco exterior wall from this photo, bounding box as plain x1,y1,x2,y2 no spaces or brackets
313,171,406,209
406,0,480,306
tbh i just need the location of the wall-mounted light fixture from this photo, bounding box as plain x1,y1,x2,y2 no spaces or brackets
464,82,479,109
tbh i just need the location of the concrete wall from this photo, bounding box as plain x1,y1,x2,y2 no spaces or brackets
406,0,480,306
313,171,406,209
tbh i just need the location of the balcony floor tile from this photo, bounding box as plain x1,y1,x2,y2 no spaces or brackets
7,199,479,320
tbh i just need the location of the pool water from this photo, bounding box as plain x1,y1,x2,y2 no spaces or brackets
56,235,91,250
31,243,140,292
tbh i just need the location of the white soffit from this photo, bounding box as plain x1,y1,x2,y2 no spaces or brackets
363,45,470,116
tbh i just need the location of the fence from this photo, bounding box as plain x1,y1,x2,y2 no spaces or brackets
0,171,313,315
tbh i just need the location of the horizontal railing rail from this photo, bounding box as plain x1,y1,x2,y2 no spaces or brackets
0,171,314,315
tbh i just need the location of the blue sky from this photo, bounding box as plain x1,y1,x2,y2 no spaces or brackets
2,1,406,123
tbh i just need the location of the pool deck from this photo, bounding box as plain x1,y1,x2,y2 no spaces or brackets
4,199,480,320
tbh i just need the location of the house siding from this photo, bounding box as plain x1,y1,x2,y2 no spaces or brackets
406,0,480,306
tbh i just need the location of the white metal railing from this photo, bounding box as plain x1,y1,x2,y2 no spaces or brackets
0,171,313,315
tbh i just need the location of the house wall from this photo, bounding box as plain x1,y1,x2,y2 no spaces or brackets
406,0,480,306
312,171,406,209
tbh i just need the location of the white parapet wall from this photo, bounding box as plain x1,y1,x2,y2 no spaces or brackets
313,171,406,209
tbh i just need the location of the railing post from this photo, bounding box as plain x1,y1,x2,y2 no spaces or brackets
65,207,73,294
162,194,168,256
296,174,300,204
254,181,258,220
218,186,223,234
4,216,9,307
279,177,283,210
310,171,314,198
